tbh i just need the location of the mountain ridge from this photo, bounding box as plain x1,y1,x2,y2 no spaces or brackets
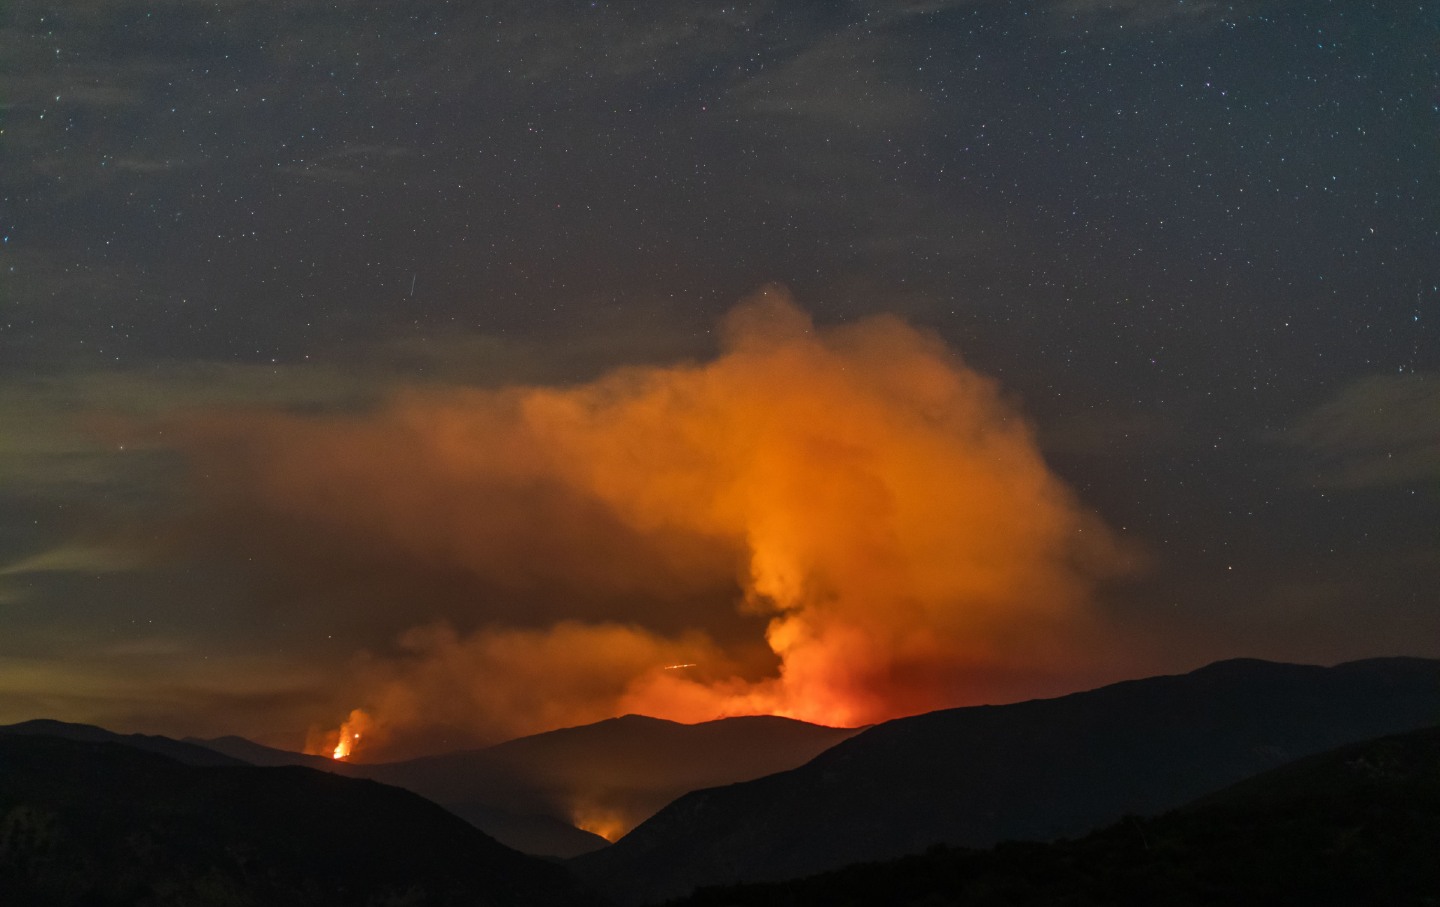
0,733,602,906
0,718,248,768
186,713,862,857
571,656,1440,904
669,721,1440,906
352,713,862,854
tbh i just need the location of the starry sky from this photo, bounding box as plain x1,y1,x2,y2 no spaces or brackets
1,0,1436,756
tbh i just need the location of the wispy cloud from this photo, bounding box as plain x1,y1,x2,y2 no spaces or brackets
0,542,146,576
733,32,929,130
1049,0,1253,32
1284,372,1440,489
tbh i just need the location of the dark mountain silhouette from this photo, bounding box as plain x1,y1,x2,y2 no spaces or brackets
670,723,1440,906
183,733,339,769
1,723,608,864
0,718,247,767
572,657,1440,904
190,713,861,858
0,733,603,907
184,735,610,857
363,715,862,852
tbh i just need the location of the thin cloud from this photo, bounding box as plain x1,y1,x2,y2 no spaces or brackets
1284,372,1440,490
0,542,145,576
733,33,929,130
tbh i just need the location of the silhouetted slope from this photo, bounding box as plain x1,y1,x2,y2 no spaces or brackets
0,734,603,907
181,736,625,857
182,714,858,858
573,657,1440,903
0,719,247,767
671,724,1440,906
358,714,861,857
183,733,340,769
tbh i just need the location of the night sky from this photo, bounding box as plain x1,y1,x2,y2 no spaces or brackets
1,0,1436,758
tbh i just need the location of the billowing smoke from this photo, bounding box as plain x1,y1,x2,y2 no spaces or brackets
172,289,1128,757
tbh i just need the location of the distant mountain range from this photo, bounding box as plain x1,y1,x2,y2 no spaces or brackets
3,657,1436,905
669,722,1440,906
189,714,863,857
570,657,1440,904
0,734,599,907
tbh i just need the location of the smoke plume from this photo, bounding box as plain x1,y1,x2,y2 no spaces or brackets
173,288,1128,757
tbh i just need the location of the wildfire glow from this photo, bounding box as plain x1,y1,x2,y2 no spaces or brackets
571,803,629,843
306,708,374,762
332,732,358,761
183,288,1132,758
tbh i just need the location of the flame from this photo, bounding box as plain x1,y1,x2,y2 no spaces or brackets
306,708,375,762
332,731,359,761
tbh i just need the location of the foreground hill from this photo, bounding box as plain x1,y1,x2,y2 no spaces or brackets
0,734,602,907
193,714,861,857
671,723,1440,906
572,657,1440,904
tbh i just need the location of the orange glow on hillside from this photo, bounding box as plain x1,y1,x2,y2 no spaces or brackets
571,803,630,843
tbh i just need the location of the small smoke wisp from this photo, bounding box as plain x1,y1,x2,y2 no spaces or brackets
179,288,1129,756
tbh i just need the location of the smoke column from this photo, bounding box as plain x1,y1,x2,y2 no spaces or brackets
173,288,1128,756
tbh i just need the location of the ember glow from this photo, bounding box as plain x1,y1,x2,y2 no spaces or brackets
181,290,1130,756
571,802,629,844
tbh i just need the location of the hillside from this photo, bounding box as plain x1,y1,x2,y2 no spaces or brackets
363,714,861,849
670,723,1440,906
1,719,247,767
193,713,861,857
572,657,1440,903
183,733,340,769
0,734,602,907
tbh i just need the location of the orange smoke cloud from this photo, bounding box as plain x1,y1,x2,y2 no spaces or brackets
175,288,1129,753
346,622,755,752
